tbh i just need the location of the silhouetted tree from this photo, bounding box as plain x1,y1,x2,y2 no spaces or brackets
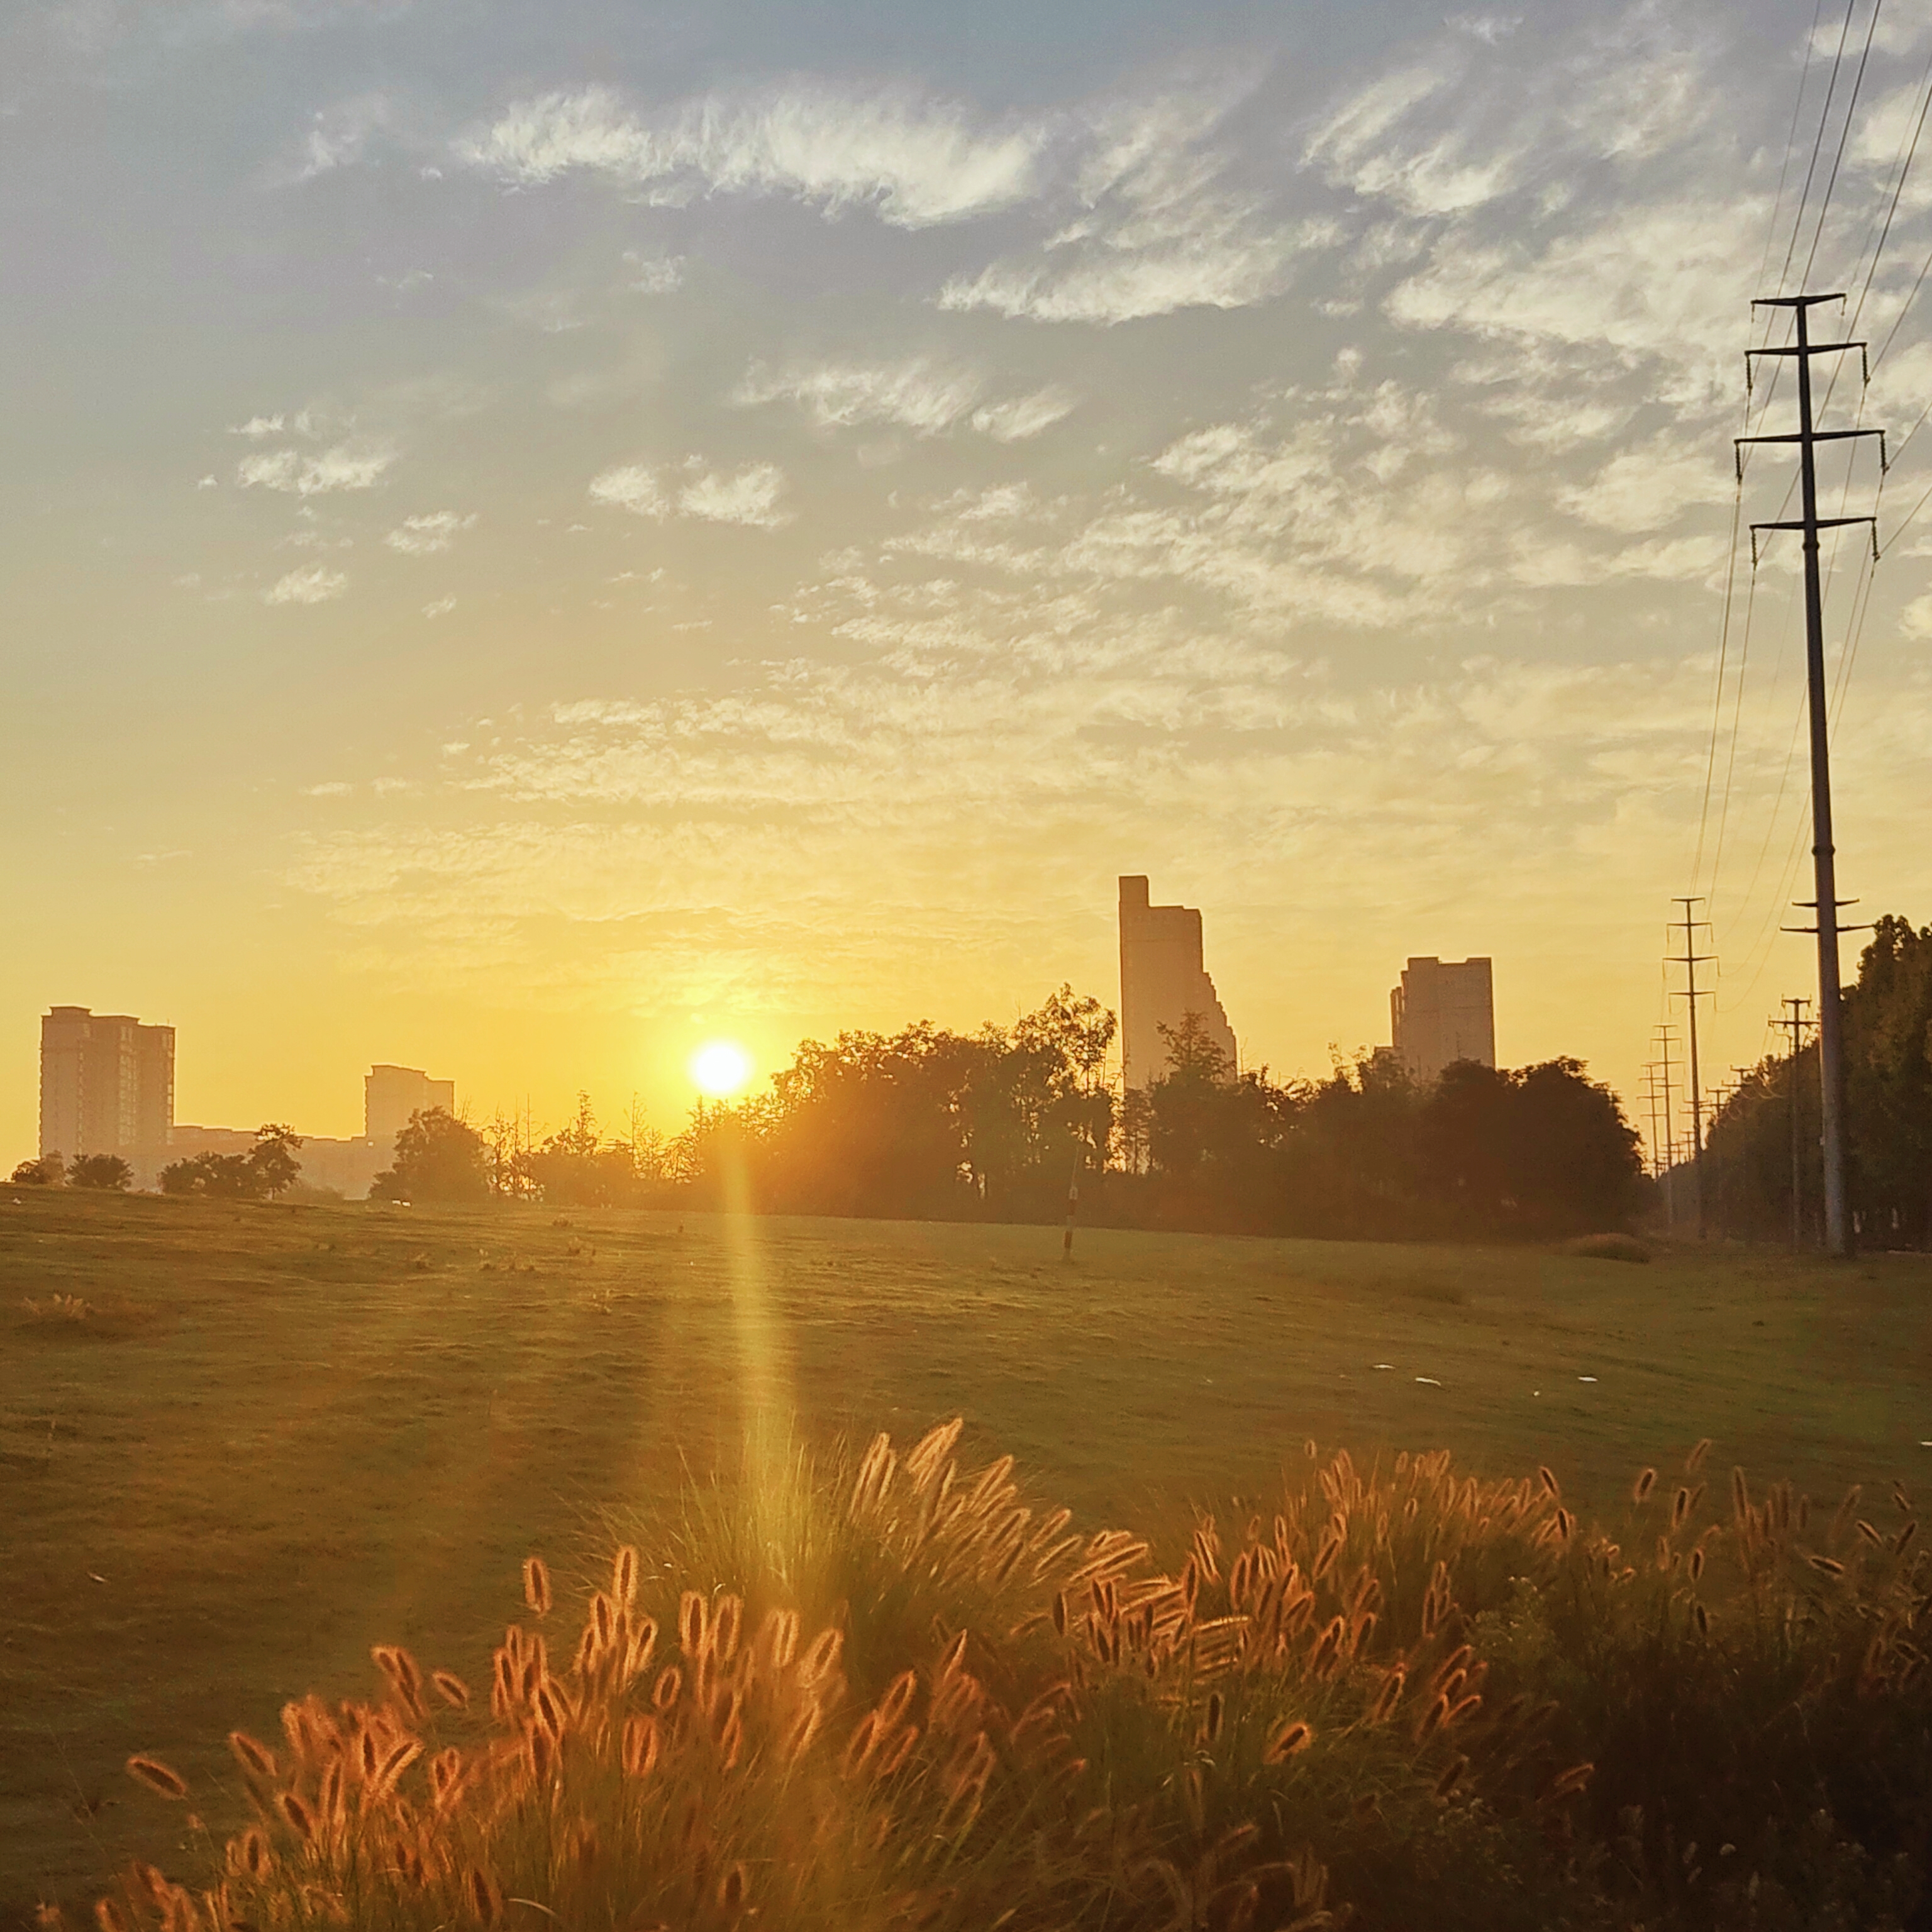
372,1107,491,1203
11,1154,62,1185
68,1153,133,1191
160,1125,305,1201
518,1093,652,1206
1706,914,1932,1246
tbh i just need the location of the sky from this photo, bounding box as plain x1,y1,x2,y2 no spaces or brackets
5,0,1932,1161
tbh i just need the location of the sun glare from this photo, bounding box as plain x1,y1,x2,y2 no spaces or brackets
689,1038,753,1099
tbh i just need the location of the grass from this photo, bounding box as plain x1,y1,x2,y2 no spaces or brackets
4,1187,1931,1921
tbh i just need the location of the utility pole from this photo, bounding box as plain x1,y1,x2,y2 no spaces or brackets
1772,996,1814,1249
1667,899,1716,1240
1641,1063,1668,1184
1653,1024,1680,1228
1739,292,1884,1258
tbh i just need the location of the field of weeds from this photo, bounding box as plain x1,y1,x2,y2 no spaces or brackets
4,1188,1931,1924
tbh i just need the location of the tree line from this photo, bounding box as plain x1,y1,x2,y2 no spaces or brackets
372,985,1645,1240
1698,914,1932,1247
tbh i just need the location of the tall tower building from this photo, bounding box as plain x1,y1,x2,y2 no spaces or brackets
38,1007,175,1165
1390,957,1496,1085
1118,875,1238,1089
365,1064,457,1153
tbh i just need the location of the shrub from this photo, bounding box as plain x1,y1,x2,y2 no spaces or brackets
68,1153,133,1191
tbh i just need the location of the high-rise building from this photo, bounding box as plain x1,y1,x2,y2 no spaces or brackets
365,1064,457,1154
1390,957,1496,1085
38,1006,175,1169
1118,875,1238,1089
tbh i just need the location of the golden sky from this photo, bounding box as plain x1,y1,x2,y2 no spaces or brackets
5,0,1931,1161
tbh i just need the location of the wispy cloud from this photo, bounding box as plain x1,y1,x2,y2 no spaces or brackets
940,84,1319,324
237,440,396,494
460,82,1043,228
265,563,348,604
733,357,1076,441
680,462,791,526
292,92,395,180
735,357,984,434
384,509,477,554
589,458,792,527
588,464,671,519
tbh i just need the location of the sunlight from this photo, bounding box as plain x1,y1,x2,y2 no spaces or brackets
689,1038,753,1099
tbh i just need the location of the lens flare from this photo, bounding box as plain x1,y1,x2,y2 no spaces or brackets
690,1040,753,1098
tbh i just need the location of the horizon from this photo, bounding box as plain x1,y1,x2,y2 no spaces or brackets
7,0,1931,1165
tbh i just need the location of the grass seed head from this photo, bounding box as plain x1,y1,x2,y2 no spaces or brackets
522,1557,552,1619
1264,1718,1315,1762
611,1545,638,1609
125,1757,188,1801
1633,1467,1657,1504
226,1731,277,1780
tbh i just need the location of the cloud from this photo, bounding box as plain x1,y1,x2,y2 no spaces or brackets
461,82,1043,228
731,357,1074,441
237,440,396,494
589,458,792,527
423,595,457,618
625,252,686,294
384,510,477,554
735,358,984,435
1555,431,1733,533
589,464,671,519
969,387,1077,440
265,563,348,604
939,85,1318,324
680,462,791,527
292,92,394,180
230,414,286,437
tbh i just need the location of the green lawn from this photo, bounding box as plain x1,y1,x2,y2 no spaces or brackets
4,1187,1929,1918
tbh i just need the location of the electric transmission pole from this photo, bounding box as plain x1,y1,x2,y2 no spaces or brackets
1653,1023,1680,1229
1772,996,1814,1249
1738,292,1884,1258
1667,898,1715,1240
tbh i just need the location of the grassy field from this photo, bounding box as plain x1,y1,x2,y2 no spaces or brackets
4,1186,1931,1919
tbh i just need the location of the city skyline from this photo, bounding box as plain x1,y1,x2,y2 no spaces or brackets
6,0,1931,1162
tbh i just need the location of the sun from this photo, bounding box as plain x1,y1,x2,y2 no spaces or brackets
689,1038,753,1099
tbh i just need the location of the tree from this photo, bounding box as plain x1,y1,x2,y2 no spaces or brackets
1418,1057,1642,1235
517,1092,641,1207
68,1153,132,1191
248,1124,303,1200
372,1107,491,1203
159,1126,306,1202
11,1154,62,1185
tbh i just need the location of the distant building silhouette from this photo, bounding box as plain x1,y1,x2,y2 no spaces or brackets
1390,957,1496,1085
365,1063,456,1152
36,1013,448,1197
39,1006,174,1178
1118,875,1238,1089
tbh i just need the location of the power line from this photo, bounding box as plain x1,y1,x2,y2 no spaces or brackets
1779,0,1860,296
1846,39,1932,335
1797,0,1887,296
1691,487,1748,892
